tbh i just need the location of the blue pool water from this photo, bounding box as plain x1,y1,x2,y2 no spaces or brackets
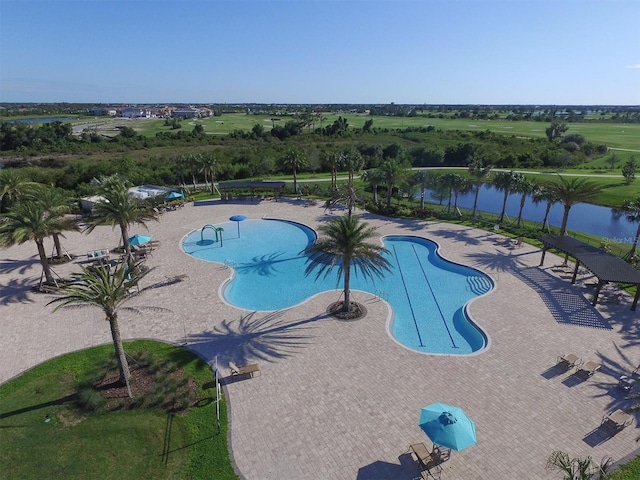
182,218,493,354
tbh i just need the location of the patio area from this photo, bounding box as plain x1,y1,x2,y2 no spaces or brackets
0,199,638,479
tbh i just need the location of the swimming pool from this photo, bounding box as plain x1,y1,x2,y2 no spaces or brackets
182,218,493,354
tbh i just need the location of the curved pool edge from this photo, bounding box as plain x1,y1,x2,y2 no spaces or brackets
381,233,495,356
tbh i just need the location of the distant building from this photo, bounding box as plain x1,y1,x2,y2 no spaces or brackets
172,107,200,118
120,108,151,119
89,107,117,116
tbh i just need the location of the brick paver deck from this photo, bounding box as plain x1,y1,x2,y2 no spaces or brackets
1,199,638,479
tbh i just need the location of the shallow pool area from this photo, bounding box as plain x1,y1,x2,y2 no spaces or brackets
182,218,493,354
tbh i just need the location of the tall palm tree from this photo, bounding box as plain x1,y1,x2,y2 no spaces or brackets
361,168,385,205
514,178,537,228
613,196,640,258
187,153,201,191
48,260,154,396
25,186,77,258
451,174,472,215
85,175,158,261
0,169,41,213
303,215,391,313
532,183,560,232
411,170,439,212
468,159,493,219
378,158,410,207
0,200,77,285
198,152,218,194
438,173,465,213
279,149,308,194
493,170,524,224
546,176,603,236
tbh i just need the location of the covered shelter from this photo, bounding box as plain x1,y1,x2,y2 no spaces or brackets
539,235,640,311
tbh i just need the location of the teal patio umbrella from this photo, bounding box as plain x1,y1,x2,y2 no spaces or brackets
419,402,477,451
128,234,151,246
165,191,184,200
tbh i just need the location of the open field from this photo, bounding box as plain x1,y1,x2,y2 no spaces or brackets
70,114,640,152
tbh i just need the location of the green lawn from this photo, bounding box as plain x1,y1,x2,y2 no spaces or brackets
0,340,237,480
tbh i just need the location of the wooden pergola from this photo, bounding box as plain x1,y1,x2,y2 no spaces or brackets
539,235,640,311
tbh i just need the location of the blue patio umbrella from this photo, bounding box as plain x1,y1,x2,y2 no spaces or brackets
229,214,247,237
419,403,477,451
128,234,151,246
165,191,184,200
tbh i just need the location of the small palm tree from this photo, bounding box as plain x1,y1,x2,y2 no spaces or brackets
379,158,410,207
198,152,218,194
0,200,77,285
468,159,493,219
493,170,524,224
613,196,640,258
303,215,391,314
546,176,603,236
0,169,41,213
25,186,77,258
279,149,308,195
514,178,537,228
532,183,560,232
411,170,439,212
85,175,157,262
546,450,611,480
48,261,155,396
361,168,385,205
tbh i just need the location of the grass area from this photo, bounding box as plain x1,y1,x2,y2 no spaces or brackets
610,456,640,479
92,113,640,153
0,340,237,480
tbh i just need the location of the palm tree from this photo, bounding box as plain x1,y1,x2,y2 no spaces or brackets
279,149,308,195
411,170,439,212
85,175,158,262
378,158,410,207
303,215,391,313
468,159,493,219
438,173,465,214
546,176,603,236
0,200,77,285
451,175,472,215
0,169,41,213
361,168,385,204
198,152,218,194
48,260,154,396
187,153,201,191
493,170,524,224
25,186,77,258
613,196,640,258
546,450,611,480
514,179,537,228
532,183,560,232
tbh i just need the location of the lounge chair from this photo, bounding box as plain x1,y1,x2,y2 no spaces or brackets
409,443,443,480
557,353,582,369
617,375,635,392
601,409,633,434
576,360,601,379
229,361,260,378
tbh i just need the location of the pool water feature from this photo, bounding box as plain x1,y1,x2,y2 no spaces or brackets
182,218,493,354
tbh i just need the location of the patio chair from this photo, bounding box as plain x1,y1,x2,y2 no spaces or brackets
229,361,260,378
556,353,582,369
576,360,601,379
617,375,635,392
601,409,634,434
409,443,443,480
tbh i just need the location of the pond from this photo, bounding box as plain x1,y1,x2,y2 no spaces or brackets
421,184,636,245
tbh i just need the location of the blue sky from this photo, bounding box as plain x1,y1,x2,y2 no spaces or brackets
1,0,638,104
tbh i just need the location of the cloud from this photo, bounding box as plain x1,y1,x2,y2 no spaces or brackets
627,64,640,69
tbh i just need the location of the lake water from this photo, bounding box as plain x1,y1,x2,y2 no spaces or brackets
421,185,636,245
7,117,73,124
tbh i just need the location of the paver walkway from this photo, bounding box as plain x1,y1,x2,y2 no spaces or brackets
1,199,638,479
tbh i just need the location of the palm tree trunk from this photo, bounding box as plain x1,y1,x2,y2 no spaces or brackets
372,184,378,204
420,187,425,211
386,184,393,208
293,168,298,195
108,314,132,397
542,202,552,231
36,239,55,284
53,233,63,258
472,186,480,219
517,195,526,228
499,190,509,223
560,206,571,236
343,263,351,312
627,223,640,258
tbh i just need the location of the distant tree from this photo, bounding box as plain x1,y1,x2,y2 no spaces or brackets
605,152,619,171
613,196,640,258
622,156,637,185
411,170,439,212
251,123,266,138
361,168,385,204
198,152,218,194
278,149,308,194
362,119,374,132
378,158,410,207
545,121,569,142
